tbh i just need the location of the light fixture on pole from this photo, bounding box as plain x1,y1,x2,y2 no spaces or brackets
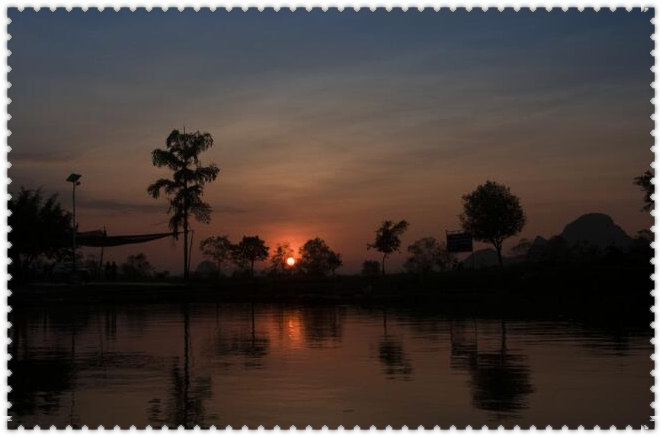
66,173,82,272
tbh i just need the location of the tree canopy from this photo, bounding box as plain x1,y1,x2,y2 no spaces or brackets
269,243,295,276
460,181,525,266
298,238,343,276
9,188,72,282
147,129,220,279
404,237,451,273
199,235,234,273
634,170,654,212
233,236,269,276
367,219,409,274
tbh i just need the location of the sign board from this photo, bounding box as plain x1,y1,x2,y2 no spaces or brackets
446,231,473,253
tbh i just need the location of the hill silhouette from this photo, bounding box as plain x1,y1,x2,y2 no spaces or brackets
466,213,636,269
560,213,634,250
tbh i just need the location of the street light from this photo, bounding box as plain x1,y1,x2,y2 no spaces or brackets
67,173,82,272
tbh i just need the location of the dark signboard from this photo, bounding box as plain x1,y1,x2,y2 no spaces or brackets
446,232,473,253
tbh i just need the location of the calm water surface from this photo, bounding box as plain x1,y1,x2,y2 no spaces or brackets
9,302,653,428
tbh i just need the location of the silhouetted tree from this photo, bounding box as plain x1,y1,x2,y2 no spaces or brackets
460,181,525,266
9,188,72,282
233,236,269,276
269,243,295,276
367,220,409,275
120,253,154,279
298,238,343,276
404,237,451,273
199,235,234,273
634,170,654,212
361,260,382,277
147,129,220,279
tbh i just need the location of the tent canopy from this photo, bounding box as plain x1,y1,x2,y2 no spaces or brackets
77,230,174,248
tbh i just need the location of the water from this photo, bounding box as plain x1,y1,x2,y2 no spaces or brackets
9,302,653,428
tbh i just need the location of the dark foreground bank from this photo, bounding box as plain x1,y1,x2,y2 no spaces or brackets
10,260,653,318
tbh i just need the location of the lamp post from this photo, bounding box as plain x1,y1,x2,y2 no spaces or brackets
66,173,82,272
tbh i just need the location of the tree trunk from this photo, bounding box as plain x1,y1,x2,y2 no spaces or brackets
381,253,387,275
183,215,189,280
250,258,255,277
496,242,503,267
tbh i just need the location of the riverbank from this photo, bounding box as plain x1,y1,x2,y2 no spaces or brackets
9,261,653,318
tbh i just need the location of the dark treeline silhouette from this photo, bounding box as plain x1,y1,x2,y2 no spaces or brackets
9,167,652,305
198,235,269,277
9,188,73,283
198,235,342,278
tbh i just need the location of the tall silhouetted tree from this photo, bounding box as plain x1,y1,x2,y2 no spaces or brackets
299,238,343,276
9,188,72,282
147,129,220,279
233,236,269,276
404,237,451,273
460,181,525,266
199,235,234,273
269,243,295,276
367,220,409,275
634,170,654,212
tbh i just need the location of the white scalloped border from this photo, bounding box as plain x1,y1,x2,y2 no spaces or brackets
2,2,656,432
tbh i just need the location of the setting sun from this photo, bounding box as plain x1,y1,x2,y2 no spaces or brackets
286,257,296,267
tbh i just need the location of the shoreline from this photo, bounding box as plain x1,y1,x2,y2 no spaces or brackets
9,266,653,321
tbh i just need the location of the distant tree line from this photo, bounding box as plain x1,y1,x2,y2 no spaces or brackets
9,127,653,284
199,235,342,277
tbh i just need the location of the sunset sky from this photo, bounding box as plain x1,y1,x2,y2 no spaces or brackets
9,9,653,273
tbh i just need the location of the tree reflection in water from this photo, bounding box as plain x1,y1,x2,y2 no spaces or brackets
9,309,82,426
451,319,533,418
148,303,215,428
209,302,270,369
378,310,413,380
301,306,344,348
9,303,652,428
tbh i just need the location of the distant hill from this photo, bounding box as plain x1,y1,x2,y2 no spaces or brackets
560,213,634,249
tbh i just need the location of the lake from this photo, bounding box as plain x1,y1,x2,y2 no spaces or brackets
9,302,653,428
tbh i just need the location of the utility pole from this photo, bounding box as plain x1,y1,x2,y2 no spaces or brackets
67,173,82,272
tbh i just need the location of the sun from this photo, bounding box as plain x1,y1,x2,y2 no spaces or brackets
286,257,296,267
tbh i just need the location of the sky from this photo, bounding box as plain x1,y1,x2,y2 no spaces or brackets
8,9,654,273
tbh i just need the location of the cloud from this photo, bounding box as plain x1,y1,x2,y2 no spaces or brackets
80,197,247,215
11,148,76,164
